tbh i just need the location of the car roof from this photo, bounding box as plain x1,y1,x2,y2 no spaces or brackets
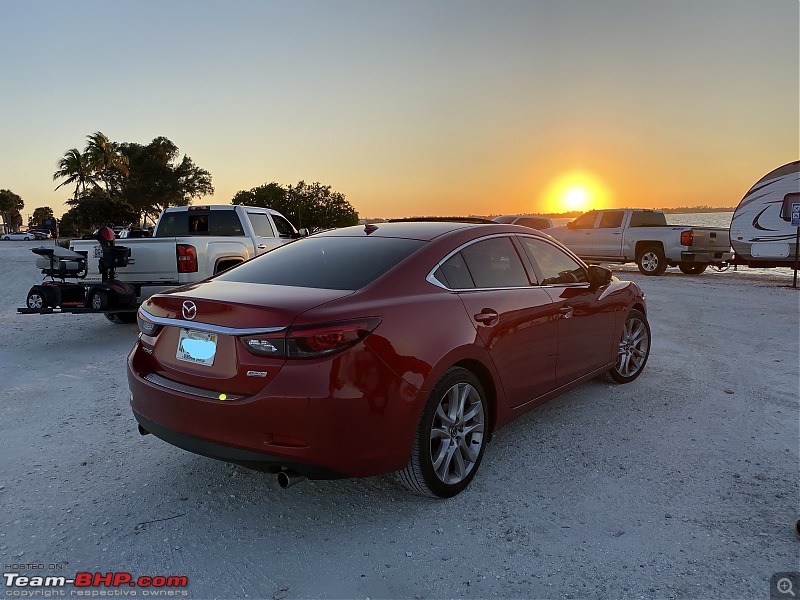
316,221,552,242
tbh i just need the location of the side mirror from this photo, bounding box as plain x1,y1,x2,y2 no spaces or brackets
298,228,309,237
567,220,576,229
588,265,612,289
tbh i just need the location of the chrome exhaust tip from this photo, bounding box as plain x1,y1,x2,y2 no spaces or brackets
277,470,306,489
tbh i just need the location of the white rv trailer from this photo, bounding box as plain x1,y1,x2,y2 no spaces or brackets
730,161,800,267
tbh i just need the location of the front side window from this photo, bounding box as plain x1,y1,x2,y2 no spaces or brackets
520,237,587,285
272,214,296,237
459,237,530,288
570,211,599,229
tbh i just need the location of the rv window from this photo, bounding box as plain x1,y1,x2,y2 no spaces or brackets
781,193,800,222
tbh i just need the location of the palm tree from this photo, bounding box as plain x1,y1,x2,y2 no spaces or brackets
53,148,95,202
85,131,129,192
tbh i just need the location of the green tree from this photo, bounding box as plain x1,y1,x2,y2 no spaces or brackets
30,207,55,228
85,131,129,194
59,189,138,235
53,148,96,201
0,189,24,231
231,180,358,230
120,137,214,223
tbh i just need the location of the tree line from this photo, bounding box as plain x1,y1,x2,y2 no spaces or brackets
3,132,359,237
53,132,214,236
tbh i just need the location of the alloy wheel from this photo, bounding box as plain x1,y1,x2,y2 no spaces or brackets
429,382,485,485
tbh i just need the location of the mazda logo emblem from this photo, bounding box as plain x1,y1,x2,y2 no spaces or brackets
182,300,197,320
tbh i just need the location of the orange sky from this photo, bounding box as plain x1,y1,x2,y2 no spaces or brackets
0,2,797,221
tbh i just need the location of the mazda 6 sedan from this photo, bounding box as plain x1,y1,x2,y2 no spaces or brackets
130,221,650,498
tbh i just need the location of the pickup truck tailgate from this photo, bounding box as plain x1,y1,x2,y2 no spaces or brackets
117,237,181,283
687,227,730,251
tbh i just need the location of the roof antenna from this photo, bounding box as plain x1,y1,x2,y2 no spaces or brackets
364,223,378,235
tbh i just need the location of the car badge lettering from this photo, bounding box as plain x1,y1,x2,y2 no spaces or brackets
246,371,268,377
182,300,197,320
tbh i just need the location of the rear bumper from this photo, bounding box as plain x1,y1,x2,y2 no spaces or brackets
127,341,423,479
679,250,733,264
133,410,346,479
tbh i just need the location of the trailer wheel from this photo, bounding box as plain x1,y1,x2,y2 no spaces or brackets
636,246,667,276
90,291,110,310
678,263,708,275
26,290,48,309
104,313,137,324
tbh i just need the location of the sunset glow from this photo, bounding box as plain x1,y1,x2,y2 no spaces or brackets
543,172,611,214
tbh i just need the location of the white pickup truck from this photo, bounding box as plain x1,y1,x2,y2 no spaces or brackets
542,209,732,275
70,205,302,309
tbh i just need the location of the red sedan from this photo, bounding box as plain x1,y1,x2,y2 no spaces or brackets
129,221,650,498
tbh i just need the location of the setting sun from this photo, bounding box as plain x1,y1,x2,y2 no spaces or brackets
542,171,611,214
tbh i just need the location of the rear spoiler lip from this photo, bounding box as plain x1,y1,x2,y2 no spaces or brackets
139,307,287,337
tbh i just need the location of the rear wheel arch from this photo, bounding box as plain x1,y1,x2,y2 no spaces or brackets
453,358,498,435
214,257,244,274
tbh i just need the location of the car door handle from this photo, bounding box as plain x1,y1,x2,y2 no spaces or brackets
257,244,267,250
474,310,499,325
559,306,574,319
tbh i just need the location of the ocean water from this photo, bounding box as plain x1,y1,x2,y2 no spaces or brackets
553,212,797,280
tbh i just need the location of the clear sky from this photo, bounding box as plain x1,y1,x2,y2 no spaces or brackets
1,0,797,220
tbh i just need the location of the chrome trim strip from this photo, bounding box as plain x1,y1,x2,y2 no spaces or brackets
144,373,244,401
139,307,286,336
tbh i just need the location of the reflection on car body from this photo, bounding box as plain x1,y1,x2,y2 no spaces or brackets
129,221,651,497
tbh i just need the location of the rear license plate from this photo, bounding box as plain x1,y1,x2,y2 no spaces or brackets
176,328,218,366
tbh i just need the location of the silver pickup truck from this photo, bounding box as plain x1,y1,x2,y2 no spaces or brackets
70,205,301,298
542,209,732,275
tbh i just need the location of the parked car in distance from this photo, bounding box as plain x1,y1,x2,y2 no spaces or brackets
2,232,34,241
130,220,651,498
118,227,151,238
492,215,555,230
543,209,733,275
28,229,52,240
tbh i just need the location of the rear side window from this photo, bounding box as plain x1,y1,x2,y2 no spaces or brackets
629,211,667,227
598,211,624,228
434,252,475,289
459,237,530,288
155,210,245,237
215,237,425,290
520,237,587,285
247,213,275,238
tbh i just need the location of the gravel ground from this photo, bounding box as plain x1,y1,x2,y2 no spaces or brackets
1,240,798,599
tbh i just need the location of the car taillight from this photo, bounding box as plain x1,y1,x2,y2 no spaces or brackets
680,231,694,246
242,318,381,359
176,244,198,273
137,311,163,336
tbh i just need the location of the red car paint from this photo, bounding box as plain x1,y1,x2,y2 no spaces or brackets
128,221,646,481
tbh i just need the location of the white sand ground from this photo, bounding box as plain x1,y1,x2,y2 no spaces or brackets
0,240,798,599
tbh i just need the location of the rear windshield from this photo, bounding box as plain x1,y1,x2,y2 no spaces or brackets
155,210,245,237
629,211,667,227
215,236,426,290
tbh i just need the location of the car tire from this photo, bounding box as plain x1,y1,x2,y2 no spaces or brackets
602,309,651,384
2,236,9,241
397,367,488,498
23,236,31,241
26,290,48,309
678,263,708,275
104,312,137,324
90,291,110,311
636,245,667,276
